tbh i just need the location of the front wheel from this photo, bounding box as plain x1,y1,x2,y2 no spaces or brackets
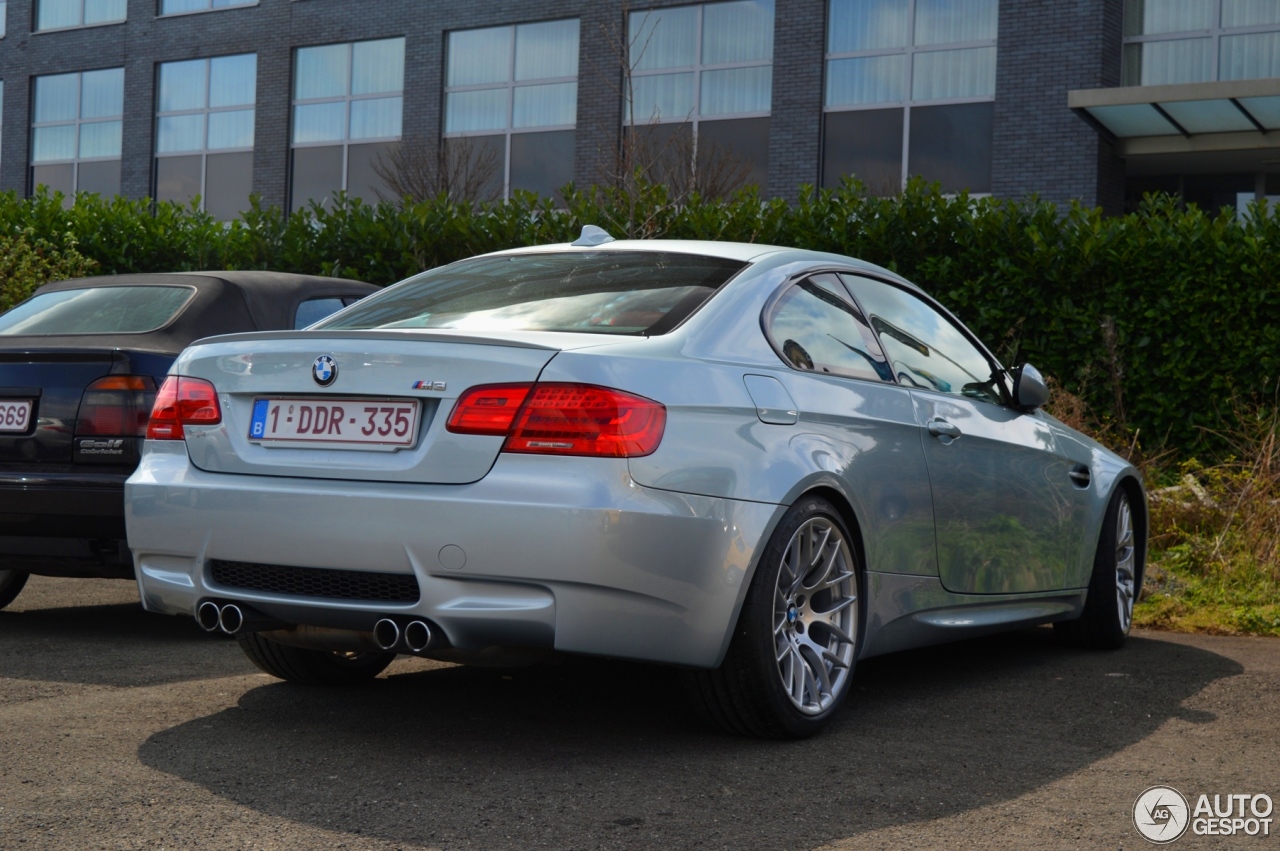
0,569,30,611
237,632,395,685
685,496,861,739
1057,488,1141,649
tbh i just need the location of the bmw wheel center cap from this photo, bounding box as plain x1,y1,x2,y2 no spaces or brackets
312,355,338,386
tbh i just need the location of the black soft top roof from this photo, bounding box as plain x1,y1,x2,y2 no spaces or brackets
13,271,379,352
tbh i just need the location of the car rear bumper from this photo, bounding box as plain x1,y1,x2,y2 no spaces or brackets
126,442,783,668
0,470,132,576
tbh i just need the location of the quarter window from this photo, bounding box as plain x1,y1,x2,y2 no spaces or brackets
444,20,580,200
291,38,405,211
35,0,125,31
765,275,890,382
842,275,1002,404
30,68,124,201
823,0,997,194
626,0,774,190
155,54,256,220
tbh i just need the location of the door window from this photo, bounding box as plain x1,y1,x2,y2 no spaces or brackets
764,274,891,382
841,274,1002,404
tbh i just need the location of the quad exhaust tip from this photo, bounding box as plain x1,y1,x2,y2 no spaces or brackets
218,603,246,635
373,618,401,651
404,620,432,653
195,601,222,633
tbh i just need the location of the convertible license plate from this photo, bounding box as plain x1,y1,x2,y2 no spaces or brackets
0,399,33,433
249,398,419,447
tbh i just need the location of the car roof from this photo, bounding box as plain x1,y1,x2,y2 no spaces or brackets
10,271,379,352
480,238,916,288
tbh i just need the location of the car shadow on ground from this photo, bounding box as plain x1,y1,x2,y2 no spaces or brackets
137,628,1240,849
0,598,252,687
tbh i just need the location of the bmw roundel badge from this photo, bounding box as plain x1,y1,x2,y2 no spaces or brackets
312,355,338,386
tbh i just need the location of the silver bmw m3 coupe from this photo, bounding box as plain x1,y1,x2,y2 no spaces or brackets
126,232,1146,738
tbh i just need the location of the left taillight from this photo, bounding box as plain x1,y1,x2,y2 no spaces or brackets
446,382,666,458
145,376,222,440
75,375,157,437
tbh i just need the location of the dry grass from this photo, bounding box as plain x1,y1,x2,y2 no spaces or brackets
1046,383,1280,637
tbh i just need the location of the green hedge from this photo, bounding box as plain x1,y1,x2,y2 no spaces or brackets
2,181,1276,458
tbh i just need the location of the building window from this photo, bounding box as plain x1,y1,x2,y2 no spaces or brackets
1,1,7,37
155,54,256,220
822,0,997,194
1123,1,1280,85
35,0,125,31
444,20,580,200
31,68,124,200
160,0,255,15
291,37,404,212
626,1,773,191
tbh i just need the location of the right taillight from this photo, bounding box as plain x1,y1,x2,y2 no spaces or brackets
146,376,222,440
446,382,665,458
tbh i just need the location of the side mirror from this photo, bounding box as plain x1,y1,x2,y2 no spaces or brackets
1012,363,1049,411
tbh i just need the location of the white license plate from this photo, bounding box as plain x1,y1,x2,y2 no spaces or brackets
0,399,33,433
248,397,420,447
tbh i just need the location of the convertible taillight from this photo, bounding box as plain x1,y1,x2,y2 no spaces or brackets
145,376,222,440
446,382,666,457
75,375,157,437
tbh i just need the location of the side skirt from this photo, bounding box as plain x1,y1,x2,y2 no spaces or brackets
859,570,1087,660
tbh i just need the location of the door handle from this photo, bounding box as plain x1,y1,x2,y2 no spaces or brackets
927,418,962,439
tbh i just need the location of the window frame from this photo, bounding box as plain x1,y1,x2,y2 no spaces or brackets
153,53,257,215
290,37,406,208
837,271,1011,407
157,0,257,18
33,0,126,33
442,19,580,200
1121,0,1280,85
29,67,125,196
625,1,774,131
822,0,997,192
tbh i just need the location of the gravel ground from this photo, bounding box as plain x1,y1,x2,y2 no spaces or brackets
0,575,1275,850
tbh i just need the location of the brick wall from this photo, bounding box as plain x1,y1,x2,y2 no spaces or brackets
0,0,1126,213
992,0,1125,212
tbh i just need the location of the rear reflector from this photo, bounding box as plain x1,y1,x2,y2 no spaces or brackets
146,376,222,440
75,375,157,437
447,382,665,458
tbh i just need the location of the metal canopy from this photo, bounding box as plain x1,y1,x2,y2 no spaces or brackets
1068,78,1280,155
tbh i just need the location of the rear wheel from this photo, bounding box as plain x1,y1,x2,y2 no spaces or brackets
236,632,395,685
0,569,29,611
1057,488,1140,649
686,496,860,739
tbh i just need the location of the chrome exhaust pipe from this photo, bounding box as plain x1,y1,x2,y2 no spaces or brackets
218,603,246,634
373,618,401,651
217,603,287,635
403,620,432,653
195,601,222,632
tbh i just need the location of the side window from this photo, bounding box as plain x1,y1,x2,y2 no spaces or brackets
841,274,1003,405
765,275,891,382
295,297,349,329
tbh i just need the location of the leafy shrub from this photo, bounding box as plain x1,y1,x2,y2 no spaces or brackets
0,228,98,312
2,182,1280,458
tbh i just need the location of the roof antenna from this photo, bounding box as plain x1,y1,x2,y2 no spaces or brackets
571,225,615,247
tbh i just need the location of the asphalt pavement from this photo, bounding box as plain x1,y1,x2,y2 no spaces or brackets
0,575,1276,850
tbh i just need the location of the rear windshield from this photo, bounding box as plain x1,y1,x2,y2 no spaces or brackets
316,251,746,335
0,286,195,335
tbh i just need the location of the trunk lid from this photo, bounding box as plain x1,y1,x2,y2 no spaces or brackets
0,348,131,467
174,330,594,484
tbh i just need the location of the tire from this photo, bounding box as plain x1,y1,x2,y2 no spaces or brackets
685,496,861,739
236,632,395,686
1057,488,1140,650
0,569,29,611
